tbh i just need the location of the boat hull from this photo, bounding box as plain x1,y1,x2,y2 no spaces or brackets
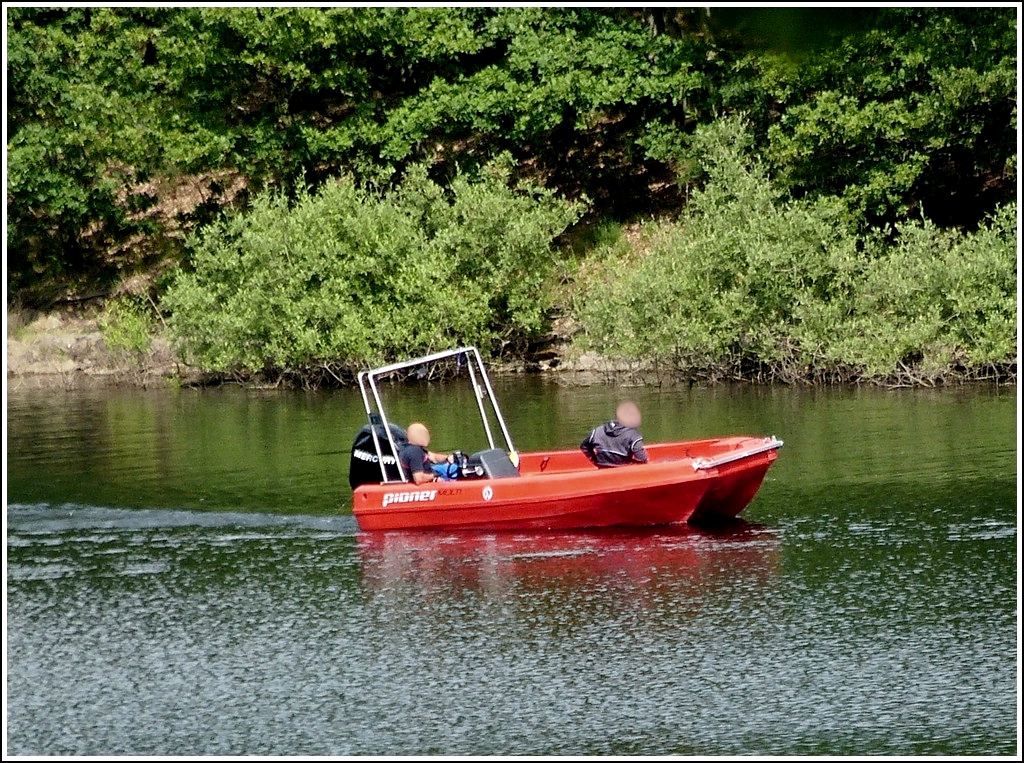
352,436,780,532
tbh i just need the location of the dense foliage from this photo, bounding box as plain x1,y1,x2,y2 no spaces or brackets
573,120,1017,385
163,163,582,380
762,7,1017,230
6,7,1018,385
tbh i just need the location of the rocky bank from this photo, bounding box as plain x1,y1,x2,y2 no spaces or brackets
5,307,638,390
6,307,187,390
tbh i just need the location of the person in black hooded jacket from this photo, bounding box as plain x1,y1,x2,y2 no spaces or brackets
580,401,649,468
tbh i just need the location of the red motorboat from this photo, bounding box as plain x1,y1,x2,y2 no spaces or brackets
350,348,782,532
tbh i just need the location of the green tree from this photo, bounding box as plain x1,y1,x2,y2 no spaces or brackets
6,7,173,297
7,7,719,300
763,7,1017,229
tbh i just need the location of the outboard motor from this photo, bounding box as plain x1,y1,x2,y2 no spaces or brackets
349,422,408,488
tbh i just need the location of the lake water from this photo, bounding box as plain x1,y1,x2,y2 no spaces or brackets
5,377,1019,756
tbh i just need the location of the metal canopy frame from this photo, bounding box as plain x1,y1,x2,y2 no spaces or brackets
356,347,517,484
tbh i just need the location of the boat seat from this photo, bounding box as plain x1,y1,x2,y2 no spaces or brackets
465,448,521,479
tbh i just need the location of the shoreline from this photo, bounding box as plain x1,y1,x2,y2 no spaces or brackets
5,308,1016,392
3,308,638,391
6,309,184,391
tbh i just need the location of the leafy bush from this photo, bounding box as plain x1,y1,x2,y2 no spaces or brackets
163,162,582,379
574,119,1017,384
99,295,155,357
829,203,1018,382
575,119,854,381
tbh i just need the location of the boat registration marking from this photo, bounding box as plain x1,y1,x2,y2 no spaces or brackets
382,489,438,508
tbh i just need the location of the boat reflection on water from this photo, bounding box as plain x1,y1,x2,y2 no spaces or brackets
355,520,781,607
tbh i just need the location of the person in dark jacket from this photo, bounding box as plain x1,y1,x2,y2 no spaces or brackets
399,422,456,484
580,401,649,468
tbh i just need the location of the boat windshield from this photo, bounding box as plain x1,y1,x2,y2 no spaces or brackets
356,347,517,484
